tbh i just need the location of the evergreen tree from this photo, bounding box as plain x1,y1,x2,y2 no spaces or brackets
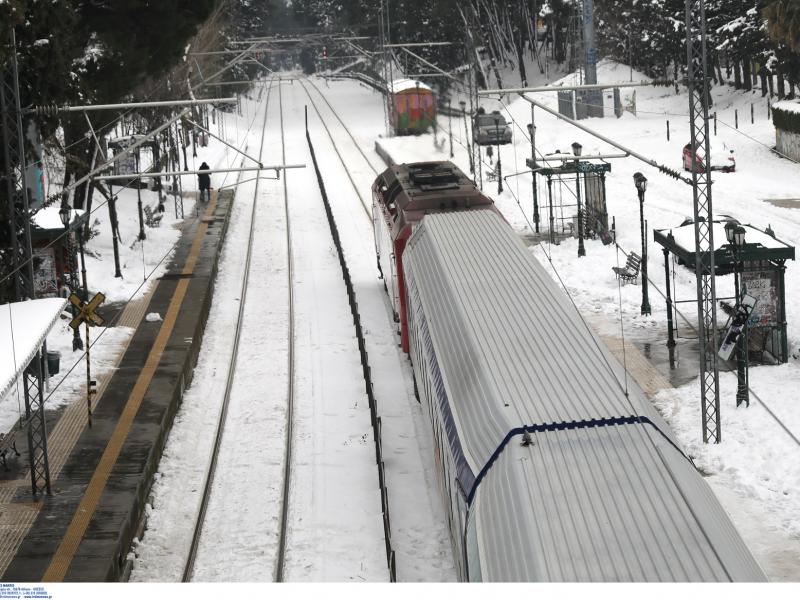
764,0,800,51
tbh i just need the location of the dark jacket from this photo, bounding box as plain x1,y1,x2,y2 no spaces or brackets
198,163,211,190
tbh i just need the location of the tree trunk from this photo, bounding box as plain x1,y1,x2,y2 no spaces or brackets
62,116,93,210
777,64,785,98
742,58,752,91
515,28,528,86
734,60,742,89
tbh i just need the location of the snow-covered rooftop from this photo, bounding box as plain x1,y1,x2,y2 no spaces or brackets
32,207,85,232
390,78,432,94
773,99,800,116
1,298,68,402
664,221,792,253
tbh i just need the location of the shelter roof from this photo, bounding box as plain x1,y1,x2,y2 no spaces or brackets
773,99,800,115
654,220,795,266
1,298,67,401
31,207,86,236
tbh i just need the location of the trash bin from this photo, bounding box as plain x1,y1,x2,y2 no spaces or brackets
46,351,61,375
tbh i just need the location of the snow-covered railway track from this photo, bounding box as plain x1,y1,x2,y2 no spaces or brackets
180,77,297,582
297,77,380,219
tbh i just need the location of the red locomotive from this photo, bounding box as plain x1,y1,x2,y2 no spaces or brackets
371,161,496,352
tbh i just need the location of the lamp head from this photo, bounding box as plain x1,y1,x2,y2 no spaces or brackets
633,171,647,192
734,226,746,247
571,142,582,157
724,220,736,244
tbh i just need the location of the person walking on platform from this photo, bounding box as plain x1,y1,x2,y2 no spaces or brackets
198,162,211,203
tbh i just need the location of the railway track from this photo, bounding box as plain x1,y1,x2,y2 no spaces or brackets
274,75,294,584
180,77,296,582
298,77,380,218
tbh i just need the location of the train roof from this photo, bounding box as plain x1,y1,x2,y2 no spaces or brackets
374,162,494,233
390,78,433,94
403,209,765,581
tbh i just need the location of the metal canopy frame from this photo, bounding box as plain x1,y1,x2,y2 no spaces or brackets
656,227,794,364
1,30,51,497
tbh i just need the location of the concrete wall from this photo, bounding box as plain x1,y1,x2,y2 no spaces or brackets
776,128,800,162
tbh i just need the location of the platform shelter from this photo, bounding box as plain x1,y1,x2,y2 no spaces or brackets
654,220,795,363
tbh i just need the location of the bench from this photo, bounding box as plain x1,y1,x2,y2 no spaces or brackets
144,205,163,228
0,432,20,471
612,251,641,284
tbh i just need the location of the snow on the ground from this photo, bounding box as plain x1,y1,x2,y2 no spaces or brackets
375,59,800,580
300,77,457,581
132,79,387,582
41,54,799,582
130,92,269,581
280,80,386,581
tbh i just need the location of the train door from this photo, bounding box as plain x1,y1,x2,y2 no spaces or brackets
389,244,399,321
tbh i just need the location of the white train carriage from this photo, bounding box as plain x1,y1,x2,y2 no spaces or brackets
402,208,765,581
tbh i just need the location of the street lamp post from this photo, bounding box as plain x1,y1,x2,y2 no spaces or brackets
460,100,474,174
415,81,421,132
527,122,539,233
448,99,454,158
725,222,750,407
59,199,83,351
573,142,585,257
634,172,651,314
494,115,503,194
135,152,146,241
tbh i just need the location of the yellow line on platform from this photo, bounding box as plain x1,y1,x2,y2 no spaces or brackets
43,195,219,582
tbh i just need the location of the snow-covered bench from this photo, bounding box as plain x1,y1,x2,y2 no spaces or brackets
144,205,162,228
612,252,641,284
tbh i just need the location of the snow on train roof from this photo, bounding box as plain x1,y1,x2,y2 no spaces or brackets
390,79,432,94
403,210,765,581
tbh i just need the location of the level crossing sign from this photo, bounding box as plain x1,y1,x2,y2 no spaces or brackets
68,292,106,330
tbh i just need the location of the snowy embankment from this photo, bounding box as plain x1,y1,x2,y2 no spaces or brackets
1,100,249,446
377,60,800,580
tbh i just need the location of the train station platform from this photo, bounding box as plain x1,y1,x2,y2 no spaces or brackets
0,190,233,582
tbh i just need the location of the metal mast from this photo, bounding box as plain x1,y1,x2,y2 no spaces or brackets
379,0,393,137
1,29,52,494
685,0,721,443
